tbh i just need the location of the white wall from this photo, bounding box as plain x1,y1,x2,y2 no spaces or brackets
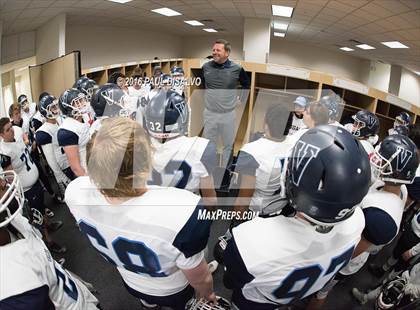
243,18,271,63
1,31,35,64
36,14,66,64
66,25,183,70
269,40,365,81
360,60,391,92
399,69,420,107
181,35,244,61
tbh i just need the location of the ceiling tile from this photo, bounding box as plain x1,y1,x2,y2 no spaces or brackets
399,0,420,10
27,0,55,8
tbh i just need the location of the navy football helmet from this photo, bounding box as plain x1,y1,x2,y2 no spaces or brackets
90,83,129,118
371,134,418,184
286,125,371,225
394,125,409,136
17,94,28,105
58,88,89,118
352,110,380,138
145,90,189,139
39,95,60,119
78,78,98,101
170,66,184,76
319,93,344,121
394,111,411,128
73,76,89,89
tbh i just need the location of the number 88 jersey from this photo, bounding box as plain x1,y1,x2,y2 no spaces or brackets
0,139,39,191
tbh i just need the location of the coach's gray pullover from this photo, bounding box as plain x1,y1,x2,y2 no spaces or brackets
201,59,250,113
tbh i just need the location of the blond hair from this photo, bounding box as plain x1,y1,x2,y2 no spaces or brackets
86,117,151,198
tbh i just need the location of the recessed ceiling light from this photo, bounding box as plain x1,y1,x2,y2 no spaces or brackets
274,32,285,37
184,20,204,26
356,44,375,50
381,41,409,49
340,47,354,51
151,7,182,16
273,22,288,31
107,0,133,3
414,71,420,76
272,5,294,17
203,28,217,32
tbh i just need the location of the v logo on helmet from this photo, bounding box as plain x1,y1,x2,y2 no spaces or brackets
396,147,413,172
291,141,321,186
367,115,376,129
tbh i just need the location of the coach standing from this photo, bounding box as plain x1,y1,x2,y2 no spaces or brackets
201,39,250,168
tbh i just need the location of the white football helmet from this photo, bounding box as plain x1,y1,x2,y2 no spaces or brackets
186,297,231,310
0,170,25,227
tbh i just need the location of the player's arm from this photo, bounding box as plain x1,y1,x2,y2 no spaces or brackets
232,150,258,215
58,129,86,177
181,260,216,302
199,176,217,208
173,202,214,301
353,207,398,258
63,145,86,177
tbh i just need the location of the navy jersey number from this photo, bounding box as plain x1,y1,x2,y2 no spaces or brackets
272,246,354,303
54,263,78,301
20,148,34,171
149,160,192,189
79,221,165,277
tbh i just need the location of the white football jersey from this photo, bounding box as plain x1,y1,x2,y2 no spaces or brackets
359,139,375,158
288,115,306,136
235,137,293,214
149,136,217,193
0,214,98,309
0,139,38,191
36,122,70,171
340,181,406,275
57,117,90,171
65,176,211,296
226,208,365,305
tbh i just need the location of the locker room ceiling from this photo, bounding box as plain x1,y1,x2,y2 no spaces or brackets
1,0,419,73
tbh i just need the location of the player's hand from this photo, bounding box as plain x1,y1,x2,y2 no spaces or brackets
402,249,412,261
199,292,217,304
22,133,30,145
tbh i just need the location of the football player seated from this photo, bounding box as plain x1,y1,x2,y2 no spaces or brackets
309,134,419,309
145,90,217,207
0,170,99,310
232,104,291,217
286,96,308,136
57,88,91,178
65,117,216,309
223,125,371,309
0,118,65,254
351,110,380,156
389,112,411,136
90,83,135,137
36,95,72,198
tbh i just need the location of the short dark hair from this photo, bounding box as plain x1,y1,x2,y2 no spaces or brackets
8,103,21,118
0,118,11,134
132,67,143,79
408,124,420,148
309,102,329,126
108,72,125,85
214,39,231,53
264,105,288,140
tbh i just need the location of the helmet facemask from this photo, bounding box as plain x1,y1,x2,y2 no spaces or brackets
351,115,365,138
0,171,25,228
67,93,90,117
370,146,412,184
44,100,61,120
